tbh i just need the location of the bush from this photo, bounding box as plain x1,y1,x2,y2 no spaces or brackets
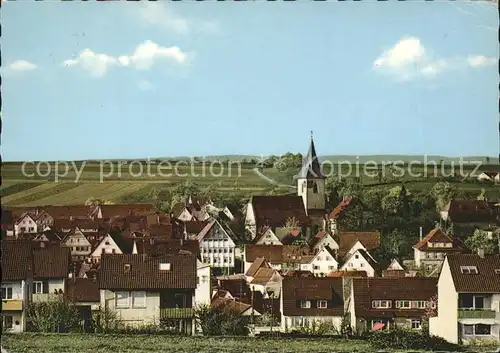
368,328,462,351
194,304,249,336
28,297,82,333
91,306,122,333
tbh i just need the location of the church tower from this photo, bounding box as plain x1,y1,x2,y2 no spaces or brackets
297,133,326,214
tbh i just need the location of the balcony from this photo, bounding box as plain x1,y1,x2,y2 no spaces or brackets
458,309,496,319
32,293,64,302
2,300,23,311
160,308,194,319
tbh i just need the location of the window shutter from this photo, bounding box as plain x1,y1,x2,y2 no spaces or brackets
43,281,49,294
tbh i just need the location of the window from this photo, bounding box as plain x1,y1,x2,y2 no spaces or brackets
463,324,492,336
411,319,421,329
313,265,320,270
372,300,391,309
460,266,478,274
300,300,311,308
354,254,359,259
105,241,110,245
318,300,327,309
410,301,427,309
34,281,43,294
312,182,318,194
1,287,13,300
115,291,130,308
328,266,335,271
494,269,500,275
132,291,146,308
2,316,13,330
396,301,411,309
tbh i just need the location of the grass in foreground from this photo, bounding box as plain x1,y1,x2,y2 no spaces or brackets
2,333,370,353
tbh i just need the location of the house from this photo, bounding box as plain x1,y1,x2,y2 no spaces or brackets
280,277,345,332
477,172,499,183
309,231,339,255
382,259,412,278
248,268,283,298
171,197,212,222
196,218,236,271
296,136,327,229
244,195,311,238
300,246,338,277
243,244,311,273
60,227,95,261
98,252,197,334
33,228,62,244
91,204,157,220
252,227,282,246
339,249,378,277
31,246,71,302
195,260,212,307
67,277,100,331
14,212,39,235
338,231,381,259
440,200,497,236
350,277,438,333
429,253,500,344
89,231,134,263
1,240,32,333
387,259,404,271
413,227,468,273
211,297,261,321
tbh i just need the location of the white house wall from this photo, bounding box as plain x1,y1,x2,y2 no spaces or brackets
195,265,212,307
90,234,123,261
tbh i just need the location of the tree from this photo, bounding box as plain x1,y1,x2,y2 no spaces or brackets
464,229,498,254
85,197,111,206
477,188,486,201
28,297,82,333
429,182,459,211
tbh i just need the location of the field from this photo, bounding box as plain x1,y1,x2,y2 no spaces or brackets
1,159,499,206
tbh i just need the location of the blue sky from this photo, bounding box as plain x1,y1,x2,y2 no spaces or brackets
1,1,498,161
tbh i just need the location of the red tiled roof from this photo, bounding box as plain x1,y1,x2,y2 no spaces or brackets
447,254,500,293
97,204,156,219
245,257,269,277
413,228,466,253
327,270,367,278
134,238,200,258
250,195,311,228
328,197,353,220
211,297,252,315
250,268,278,285
98,253,197,290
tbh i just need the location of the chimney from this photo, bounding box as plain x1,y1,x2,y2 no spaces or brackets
419,227,423,241
477,248,485,258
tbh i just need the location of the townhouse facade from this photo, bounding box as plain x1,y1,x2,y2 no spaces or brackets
430,254,500,344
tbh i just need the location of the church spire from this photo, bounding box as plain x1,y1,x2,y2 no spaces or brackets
298,133,324,179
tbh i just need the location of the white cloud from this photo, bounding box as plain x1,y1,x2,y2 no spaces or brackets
8,60,37,72
138,80,153,91
62,40,190,77
467,55,496,67
136,3,219,35
373,37,496,81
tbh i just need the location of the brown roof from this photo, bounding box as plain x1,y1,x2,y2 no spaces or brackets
352,277,437,318
67,278,100,303
211,297,252,315
446,254,500,293
184,220,210,235
134,238,200,258
413,228,466,253
33,247,71,279
53,218,100,231
339,231,381,254
250,195,311,228
98,253,197,290
282,277,344,316
251,268,278,285
245,257,269,277
446,200,496,223
1,240,33,280
97,204,156,219
245,244,311,264
282,270,315,278
327,270,367,278
8,205,95,219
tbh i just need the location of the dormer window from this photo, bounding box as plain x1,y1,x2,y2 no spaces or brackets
494,269,500,275
124,264,131,271
460,266,478,274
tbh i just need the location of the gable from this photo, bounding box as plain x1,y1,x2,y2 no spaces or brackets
255,228,282,245
200,220,235,246
16,214,36,225
316,233,339,250
62,230,91,246
91,234,122,256
313,248,338,265
341,250,374,271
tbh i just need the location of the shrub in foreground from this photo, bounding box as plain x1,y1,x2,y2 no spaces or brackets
368,328,462,351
